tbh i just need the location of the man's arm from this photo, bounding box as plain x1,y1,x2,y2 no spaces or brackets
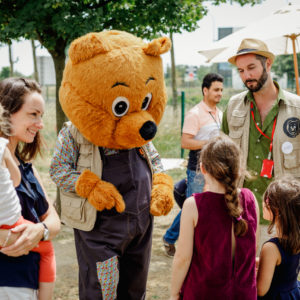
181,133,208,150
181,109,208,150
144,141,164,173
49,126,81,192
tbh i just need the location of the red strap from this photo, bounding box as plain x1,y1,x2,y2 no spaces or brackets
250,102,277,154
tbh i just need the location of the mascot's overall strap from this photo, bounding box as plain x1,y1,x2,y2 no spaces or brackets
60,121,154,231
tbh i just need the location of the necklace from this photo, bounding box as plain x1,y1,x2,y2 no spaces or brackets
209,111,220,129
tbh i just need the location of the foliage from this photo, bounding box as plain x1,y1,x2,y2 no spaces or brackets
165,63,219,88
165,64,188,81
0,0,208,133
0,66,10,80
0,0,208,53
196,64,219,83
0,66,25,80
212,0,262,5
0,0,261,133
272,53,300,89
0,0,262,64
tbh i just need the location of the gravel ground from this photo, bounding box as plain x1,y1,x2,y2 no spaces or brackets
53,205,271,300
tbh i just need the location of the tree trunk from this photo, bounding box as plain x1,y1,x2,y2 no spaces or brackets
31,39,39,82
170,32,178,110
50,51,67,216
8,42,14,76
51,53,67,135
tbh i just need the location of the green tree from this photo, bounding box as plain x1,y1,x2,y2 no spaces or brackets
0,66,10,80
0,0,261,132
196,64,219,83
0,40,17,76
0,66,24,80
272,53,300,90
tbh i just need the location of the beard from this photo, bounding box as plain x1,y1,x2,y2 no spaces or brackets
244,67,268,92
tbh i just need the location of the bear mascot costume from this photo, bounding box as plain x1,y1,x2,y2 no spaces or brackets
50,30,174,300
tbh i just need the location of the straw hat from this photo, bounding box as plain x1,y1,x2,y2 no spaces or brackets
228,38,275,65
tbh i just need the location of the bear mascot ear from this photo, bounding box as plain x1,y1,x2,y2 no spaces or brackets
69,32,111,64
143,37,171,56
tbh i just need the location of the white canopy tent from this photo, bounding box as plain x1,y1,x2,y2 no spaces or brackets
198,4,300,95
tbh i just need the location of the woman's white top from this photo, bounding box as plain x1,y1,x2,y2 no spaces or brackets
0,137,21,226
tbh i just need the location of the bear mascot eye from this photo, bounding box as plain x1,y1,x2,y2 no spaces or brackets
141,93,152,110
112,97,130,117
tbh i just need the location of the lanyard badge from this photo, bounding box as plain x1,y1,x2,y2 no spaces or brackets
250,102,277,179
261,156,274,179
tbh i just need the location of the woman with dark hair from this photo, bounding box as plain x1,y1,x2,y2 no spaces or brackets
0,78,60,300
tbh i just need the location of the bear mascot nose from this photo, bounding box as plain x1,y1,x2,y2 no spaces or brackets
139,121,157,141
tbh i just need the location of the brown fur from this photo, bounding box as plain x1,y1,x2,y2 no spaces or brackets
60,30,169,149
61,30,174,215
151,173,174,216
76,170,125,212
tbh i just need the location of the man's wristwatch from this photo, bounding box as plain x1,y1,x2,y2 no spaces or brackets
41,222,50,241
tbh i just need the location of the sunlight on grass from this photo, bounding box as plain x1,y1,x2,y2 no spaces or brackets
153,106,183,159
166,168,186,183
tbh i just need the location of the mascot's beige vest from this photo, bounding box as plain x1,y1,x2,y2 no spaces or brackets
60,122,153,231
226,90,300,187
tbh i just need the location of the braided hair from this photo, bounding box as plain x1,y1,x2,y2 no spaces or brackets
200,135,248,236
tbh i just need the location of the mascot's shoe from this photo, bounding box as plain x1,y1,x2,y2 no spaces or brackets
163,237,176,257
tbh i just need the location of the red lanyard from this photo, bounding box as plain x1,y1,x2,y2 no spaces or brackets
250,102,277,157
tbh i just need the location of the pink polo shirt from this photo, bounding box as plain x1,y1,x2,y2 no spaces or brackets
182,101,222,141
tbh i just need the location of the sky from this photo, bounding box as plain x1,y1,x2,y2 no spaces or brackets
0,0,296,76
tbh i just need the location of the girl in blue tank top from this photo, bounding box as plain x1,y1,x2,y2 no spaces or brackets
257,177,300,299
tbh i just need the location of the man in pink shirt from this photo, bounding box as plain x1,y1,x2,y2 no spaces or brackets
163,73,224,256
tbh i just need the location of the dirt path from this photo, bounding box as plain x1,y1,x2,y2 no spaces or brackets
53,206,271,300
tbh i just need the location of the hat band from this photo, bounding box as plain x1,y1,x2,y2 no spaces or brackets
237,48,258,54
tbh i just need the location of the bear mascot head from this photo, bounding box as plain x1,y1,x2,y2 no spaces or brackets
58,30,174,217
60,30,170,149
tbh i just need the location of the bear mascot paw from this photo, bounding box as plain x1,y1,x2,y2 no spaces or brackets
150,173,174,216
75,169,125,212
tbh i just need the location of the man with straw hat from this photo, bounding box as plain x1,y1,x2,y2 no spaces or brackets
222,38,300,222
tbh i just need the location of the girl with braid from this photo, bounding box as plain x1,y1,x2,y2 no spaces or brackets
170,135,260,300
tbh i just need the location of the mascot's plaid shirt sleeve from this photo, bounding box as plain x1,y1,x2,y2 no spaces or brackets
49,126,164,192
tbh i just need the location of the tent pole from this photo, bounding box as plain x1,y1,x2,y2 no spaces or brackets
290,34,300,95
